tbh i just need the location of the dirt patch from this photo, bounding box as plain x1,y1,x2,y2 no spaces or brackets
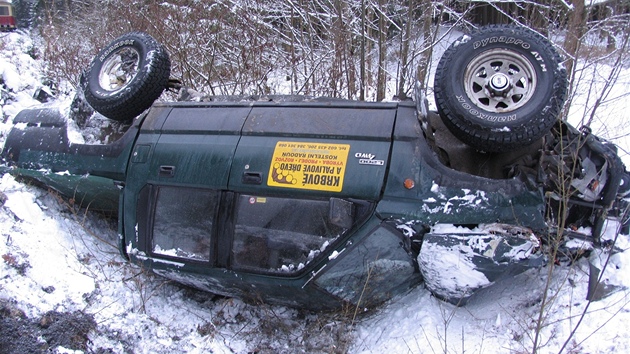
0,299,96,353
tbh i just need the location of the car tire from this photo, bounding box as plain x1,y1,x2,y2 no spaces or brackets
434,25,567,153
83,32,171,122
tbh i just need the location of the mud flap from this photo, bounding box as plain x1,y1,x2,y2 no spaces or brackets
587,248,626,301
418,224,544,305
587,261,605,301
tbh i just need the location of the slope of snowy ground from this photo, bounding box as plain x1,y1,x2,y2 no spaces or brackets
2,30,630,353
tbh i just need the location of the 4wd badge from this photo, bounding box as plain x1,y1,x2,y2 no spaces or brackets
268,141,350,192
355,152,384,166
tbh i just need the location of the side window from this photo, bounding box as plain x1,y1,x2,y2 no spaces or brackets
152,186,218,261
232,195,348,273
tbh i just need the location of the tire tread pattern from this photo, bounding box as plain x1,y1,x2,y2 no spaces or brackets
83,32,171,122
434,25,567,152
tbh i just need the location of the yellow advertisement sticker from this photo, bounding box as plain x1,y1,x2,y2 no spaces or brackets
268,141,350,192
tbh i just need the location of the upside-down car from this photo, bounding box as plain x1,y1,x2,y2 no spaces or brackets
2,25,628,310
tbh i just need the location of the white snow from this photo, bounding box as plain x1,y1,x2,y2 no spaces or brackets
2,29,630,353
418,223,541,302
418,234,491,299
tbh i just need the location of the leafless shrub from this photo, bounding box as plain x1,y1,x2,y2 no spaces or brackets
34,0,454,101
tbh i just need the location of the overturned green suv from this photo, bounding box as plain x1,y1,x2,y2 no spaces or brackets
3,26,629,311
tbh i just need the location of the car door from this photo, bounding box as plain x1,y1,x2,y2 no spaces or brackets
123,103,249,261
229,101,397,199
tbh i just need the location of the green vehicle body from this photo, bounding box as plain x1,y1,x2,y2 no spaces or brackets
2,97,622,310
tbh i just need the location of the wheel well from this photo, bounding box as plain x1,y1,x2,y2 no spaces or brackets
421,110,542,179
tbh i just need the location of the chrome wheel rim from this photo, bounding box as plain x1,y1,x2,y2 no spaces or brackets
464,49,537,113
98,47,140,92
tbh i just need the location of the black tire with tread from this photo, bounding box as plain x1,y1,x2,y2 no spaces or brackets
83,32,170,122
434,25,567,153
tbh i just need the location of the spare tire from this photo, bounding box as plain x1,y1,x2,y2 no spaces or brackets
434,25,567,153
83,32,171,121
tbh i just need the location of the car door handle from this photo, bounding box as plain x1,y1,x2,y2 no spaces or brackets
159,165,175,177
242,171,263,185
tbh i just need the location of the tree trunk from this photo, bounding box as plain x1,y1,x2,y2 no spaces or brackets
376,0,387,101
563,0,587,80
360,0,366,101
396,0,415,100
416,0,433,91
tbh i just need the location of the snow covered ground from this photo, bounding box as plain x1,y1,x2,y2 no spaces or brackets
2,29,630,353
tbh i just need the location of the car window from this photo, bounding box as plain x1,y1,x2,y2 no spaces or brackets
232,195,347,273
152,186,218,261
